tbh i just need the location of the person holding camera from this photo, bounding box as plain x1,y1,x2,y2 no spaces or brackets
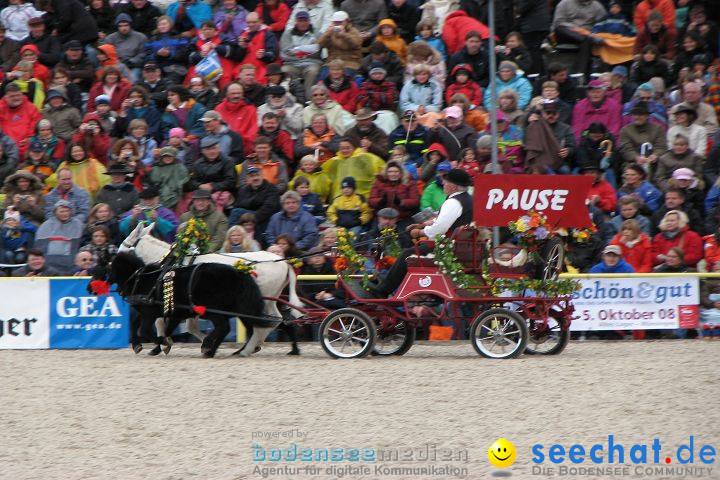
119,186,179,243
69,113,111,165
2,170,45,225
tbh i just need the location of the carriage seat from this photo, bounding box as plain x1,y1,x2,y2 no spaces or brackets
406,254,436,268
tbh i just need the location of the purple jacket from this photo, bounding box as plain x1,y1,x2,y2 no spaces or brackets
214,8,248,41
572,97,622,141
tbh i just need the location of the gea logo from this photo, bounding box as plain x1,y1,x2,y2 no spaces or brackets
56,296,123,317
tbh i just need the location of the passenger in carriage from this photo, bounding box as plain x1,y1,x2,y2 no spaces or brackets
367,169,473,298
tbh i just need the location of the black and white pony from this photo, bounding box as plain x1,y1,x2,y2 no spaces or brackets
92,251,272,358
119,223,305,355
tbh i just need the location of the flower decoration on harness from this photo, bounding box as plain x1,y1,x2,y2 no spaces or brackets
233,259,257,276
174,217,211,258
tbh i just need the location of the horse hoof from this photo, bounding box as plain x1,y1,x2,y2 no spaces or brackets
254,346,262,353
132,344,143,354
162,344,172,355
148,345,162,356
202,351,215,358
287,349,300,356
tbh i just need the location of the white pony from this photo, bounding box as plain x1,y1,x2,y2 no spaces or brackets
119,223,304,356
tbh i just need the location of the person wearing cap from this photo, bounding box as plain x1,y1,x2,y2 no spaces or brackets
57,40,95,91
265,190,318,250
20,16,62,68
345,107,390,160
0,82,42,158
483,61,531,110
447,31,489,88
654,134,704,192
667,105,707,158
357,63,399,114
95,163,140,216
2,170,45,225
667,167,704,214
551,0,607,76
228,164,281,232
326,176,372,235
589,244,635,274
318,10,362,73
119,186,179,243
368,168,473,297
147,146,190,211
258,112,294,163
34,198,85,274
572,79,622,141
388,110,430,166
669,82,718,136
359,40,404,87
0,0,42,42
179,189,228,251
40,89,80,142
578,159,617,214
280,10,322,100
214,83,259,148
165,0,212,38
428,105,478,162
258,84,304,139
22,137,55,186
375,18,407,64
186,135,237,207
526,99,575,169
200,109,245,161
285,0,333,35
264,62,305,105
302,84,356,135
621,82,668,130
605,65,636,106
235,12,279,83
618,100,666,169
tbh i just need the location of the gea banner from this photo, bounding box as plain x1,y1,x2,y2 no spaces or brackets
0,278,129,349
473,174,594,227
570,276,700,331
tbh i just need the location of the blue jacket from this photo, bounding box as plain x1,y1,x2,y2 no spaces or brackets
706,184,720,213
119,206,179,243
484,72,532,110
44,185,91,223
0,217,36,251
166,1,212,30
388,124,429,164
399,79,444,113
265,209,319,250
161,101,208,139
589,258,635,274
617,181,662,213
414,34,446,59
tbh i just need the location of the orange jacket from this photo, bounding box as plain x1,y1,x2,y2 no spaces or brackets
634,0,676,35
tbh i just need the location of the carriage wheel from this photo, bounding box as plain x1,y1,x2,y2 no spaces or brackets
470,308,528,359
373,322,416,356
525,313,570,355
536,237,565,280
320,308,377,359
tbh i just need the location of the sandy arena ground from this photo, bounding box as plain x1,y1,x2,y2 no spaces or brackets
1,340,718,480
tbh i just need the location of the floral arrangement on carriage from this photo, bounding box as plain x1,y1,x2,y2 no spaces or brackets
508,210,554,249
376,228,402,271
174,218,211,259
334,228,369,286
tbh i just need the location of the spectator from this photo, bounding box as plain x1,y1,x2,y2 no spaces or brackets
527,100,575,172
326,176,372,235
298,246,346,314
428,105,477,162
593,1,634,37
357,64,399,116
605,66,635,106
236,63,266,106
2,170,45,225
399,64,443,120
669,80,718,136
0,82,41,158
551,0,607,76
630,45,671,86
388,0,419,45
368,160,418,223
187,21,242,92
147,146,189,212
38,0,99,45
70,113,112,165
200,110,244,162
514,0,550,74
162,84,207,139
572,79,622,142
295,112,339,165
86,66,132,113
44,168,90,222
0,23,19,72
634,0,675,36
654,134,703,191
105,13,148,81
419,142,449,183
228,166,280,232
589,244,636,274
702,226,720,268
257,111,294,164
0,207,36,264
288,154,332,203
375,18,407,64
285,0,334,35
406,40,447,89
50,143,109,202
119,186,179,242
651,187,702,235
345,108,389,161
257,87,302,144
179,189,228,252
633,11,676,62
302,84,355,135
11,248,61,276
113,85,162,142
445,64,482,109
255,0,290,38
619,101,666,171
120,0,161,37
651,209,702,267
339,0,386,44
496,89,523,126
236,12,279,82
213,0,248,39
532,62,577,106
164,128,193,166
581,163,617,215
359,41,404,87
6,58,46,109
653,246,693,273
318,10,362,75
165,0,212,38
89,0,117,41
144,21,190,88
609,195,651,236
0,0,43,42
0,140,18,188
622,82,668,130
220,224,261,252
21,16,62,68
265,190,318,249
238,135,289,192
679,4,718,59
617,163,662,214
79,225,118,264
188,76,218,110
215,82,259,148
42,90,81,143
35,198,84,274
667,105,706,157
413,20,446,60
322,137,385,199
420,160,450,211
495,32,532,75
609,218,653,272
186,136,236,212
492,111,525,173
56,41,95,91
280,11,321,100
83,203,120,245
292,175,324,222
94,163,139,218
668,167,703,215
322,59,359,114
46,68,81,111
90,95,117,134
71,250,95,276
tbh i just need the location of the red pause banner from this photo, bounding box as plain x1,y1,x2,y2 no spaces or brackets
473,175,594,228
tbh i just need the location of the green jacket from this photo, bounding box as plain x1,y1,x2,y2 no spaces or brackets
148,162,189,209
179,206,228,253
420,181,447,212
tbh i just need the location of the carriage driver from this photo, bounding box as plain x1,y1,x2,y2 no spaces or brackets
367,169,474,298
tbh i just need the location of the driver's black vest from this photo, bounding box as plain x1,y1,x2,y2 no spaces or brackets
449,191,474,233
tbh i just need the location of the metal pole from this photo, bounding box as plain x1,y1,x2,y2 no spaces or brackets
488,0,500,246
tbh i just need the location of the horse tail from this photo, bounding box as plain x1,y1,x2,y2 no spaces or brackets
285,263,304,318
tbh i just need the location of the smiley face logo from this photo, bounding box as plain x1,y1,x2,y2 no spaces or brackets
488,438,516,468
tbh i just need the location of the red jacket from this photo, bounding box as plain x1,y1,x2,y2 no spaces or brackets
260,127,294,164
86,79,132,112
358,79,399,112
70,113,111,164
368,174,420,220
610,233,653,272
445,81,483,108
215,98,259,150
634,0,676,35
441,11,490,56
651,226,703,267
703,234,720,268
19,44,50,87
587,179,617,214
323,76,359,115
0,96,42,157
254,2,290,34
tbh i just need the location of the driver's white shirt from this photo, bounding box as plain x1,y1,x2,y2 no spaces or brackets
422,192,464,240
